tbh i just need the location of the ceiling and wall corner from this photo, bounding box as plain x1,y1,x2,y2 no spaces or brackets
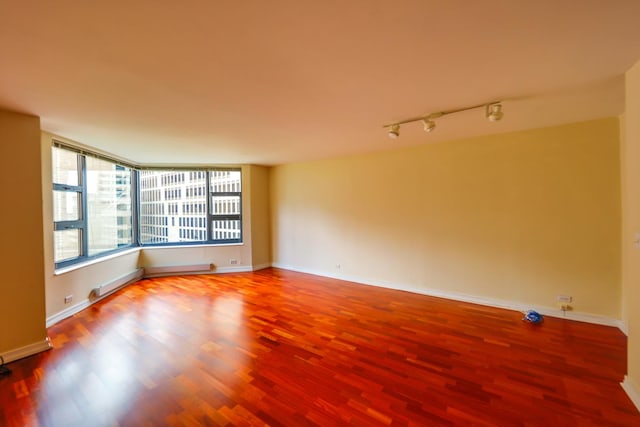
1,1,640,165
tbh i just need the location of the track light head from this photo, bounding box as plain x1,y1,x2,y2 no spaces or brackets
486,103,504,122
388,124,400,139
422,118,436,132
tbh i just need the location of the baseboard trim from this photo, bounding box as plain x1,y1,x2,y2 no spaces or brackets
621,376,640,412
271,263,624,331
46,299,92,327
1,338,52,364
252,263,272,271
619,320,629,336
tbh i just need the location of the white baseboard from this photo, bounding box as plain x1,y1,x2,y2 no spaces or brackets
252,263,272,271
46,298,92,327
621,376,640,412
619,320,629,336
271,263,624,331
1,338,52,364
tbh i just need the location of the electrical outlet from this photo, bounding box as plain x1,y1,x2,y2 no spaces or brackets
230,259,238,265
336,264,341,270
557,295,572,303
64,295,73,304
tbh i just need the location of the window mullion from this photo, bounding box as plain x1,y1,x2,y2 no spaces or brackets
133,169,140,246
206,171,213,241
80,154,88,259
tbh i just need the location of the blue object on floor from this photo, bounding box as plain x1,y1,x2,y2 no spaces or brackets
523,310,543,324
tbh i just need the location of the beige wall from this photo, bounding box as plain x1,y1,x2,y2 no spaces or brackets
271,118,621,318
0,109,48,356
623,61,640,397
250,165,271,267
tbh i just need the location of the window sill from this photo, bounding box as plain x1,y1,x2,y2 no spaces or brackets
54,247,141,276
140,242,244,250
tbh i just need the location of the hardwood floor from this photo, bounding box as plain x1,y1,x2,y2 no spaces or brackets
1,268,638,426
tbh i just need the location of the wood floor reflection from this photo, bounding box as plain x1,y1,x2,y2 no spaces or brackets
1,268,638,426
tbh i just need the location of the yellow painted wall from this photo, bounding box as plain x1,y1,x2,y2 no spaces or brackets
623,61,640,396
250,165,271,267
271,118,621,318
0,109,47,355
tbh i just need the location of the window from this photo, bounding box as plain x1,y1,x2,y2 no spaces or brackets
138,169,242,245
53,144,242,267
52,146,134,268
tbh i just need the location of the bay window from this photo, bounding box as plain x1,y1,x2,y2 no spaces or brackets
52,143,242,269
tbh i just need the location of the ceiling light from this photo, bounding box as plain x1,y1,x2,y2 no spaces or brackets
486,103,504,121
388,124,400,139
422,118,436,132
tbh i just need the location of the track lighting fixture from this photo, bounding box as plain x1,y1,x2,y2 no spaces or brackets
384,101,504,139
388,124,400,139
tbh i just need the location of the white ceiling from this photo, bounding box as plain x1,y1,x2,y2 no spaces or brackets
1,1,640,166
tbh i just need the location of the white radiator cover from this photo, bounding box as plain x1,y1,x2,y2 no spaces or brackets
93,268,144,297
143,263,213,277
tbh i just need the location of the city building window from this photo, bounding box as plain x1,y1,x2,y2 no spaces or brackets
52,145,134,268
138,168,242,245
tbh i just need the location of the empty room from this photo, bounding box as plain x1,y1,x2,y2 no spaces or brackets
1,1,640,426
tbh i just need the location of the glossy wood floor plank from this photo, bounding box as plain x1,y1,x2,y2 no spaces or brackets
1,268,638,426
